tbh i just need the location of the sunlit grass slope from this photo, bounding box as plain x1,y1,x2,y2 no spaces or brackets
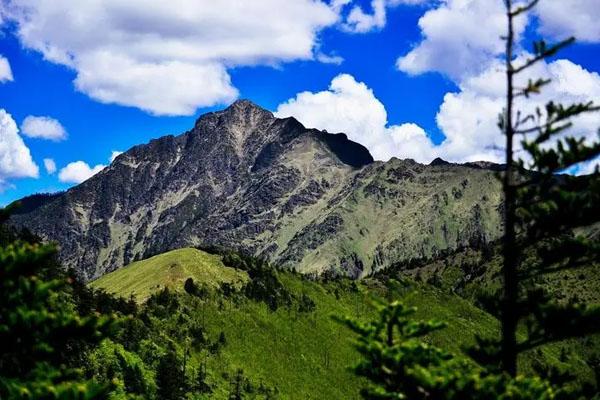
89,248,248,302
90,248,515,399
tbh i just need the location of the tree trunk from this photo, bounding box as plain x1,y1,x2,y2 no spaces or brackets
501,0,518,377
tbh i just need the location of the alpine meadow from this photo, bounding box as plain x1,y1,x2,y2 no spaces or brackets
0,0,599,399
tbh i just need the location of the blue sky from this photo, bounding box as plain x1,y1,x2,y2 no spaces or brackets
0,0,599,205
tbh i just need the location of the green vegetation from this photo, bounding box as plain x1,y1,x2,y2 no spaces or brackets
0,207,115,399
88,245,600,399
86,247,518,399
90,248,248,302
2,206,597,399
339,299,559,399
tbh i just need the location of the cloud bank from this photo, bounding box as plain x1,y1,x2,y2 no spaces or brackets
275,73,435,162
535,0,600,43
396,0,527,81
391,0,600,165
2,0,339,116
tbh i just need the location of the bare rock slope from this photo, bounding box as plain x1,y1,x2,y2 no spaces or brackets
14,100,503,281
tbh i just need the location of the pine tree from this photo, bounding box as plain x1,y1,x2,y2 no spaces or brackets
194,361,212,394
0,206,116,399
228,369,245,400
338,297,558,399
470,0,600,379
156,346,188,400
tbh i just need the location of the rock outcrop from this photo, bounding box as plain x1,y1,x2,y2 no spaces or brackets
12,100,503,281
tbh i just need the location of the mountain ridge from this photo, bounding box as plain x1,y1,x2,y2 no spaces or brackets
12,100,504,281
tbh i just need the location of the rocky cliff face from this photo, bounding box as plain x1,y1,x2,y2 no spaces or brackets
13,100,503,281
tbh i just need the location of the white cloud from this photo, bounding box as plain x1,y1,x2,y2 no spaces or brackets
341,0,429,33
396,0,528,82
0,55,13,82
2,0,339,116
21,115,67,141
276,64,600,166
0,109,39,190
110,150,123,162
344,0,387,33
275,73,436,162
316,52,344,65
395,0,600,82
388,122,437,163
43,158,56,174
535,0,600,43
434,57,600,163
58,161,105,184
391,0,600,167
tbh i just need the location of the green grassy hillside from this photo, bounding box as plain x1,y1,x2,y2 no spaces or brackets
378,244,600,388
90,248,248,302
88,247,595,399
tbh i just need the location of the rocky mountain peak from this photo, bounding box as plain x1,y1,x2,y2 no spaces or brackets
11,100,503,282
191,99,278,155
430,157,451,166
195,99,274,129
228,98,272,113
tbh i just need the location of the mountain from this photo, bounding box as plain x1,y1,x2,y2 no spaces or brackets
12,100,503,281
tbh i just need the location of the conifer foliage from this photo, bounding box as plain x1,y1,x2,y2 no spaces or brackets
338,297,558,399
0,206,116,399
475,0,600,377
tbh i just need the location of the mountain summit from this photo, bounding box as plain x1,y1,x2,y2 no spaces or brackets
13,101,502,281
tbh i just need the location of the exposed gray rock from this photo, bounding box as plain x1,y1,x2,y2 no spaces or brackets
12,100,503,281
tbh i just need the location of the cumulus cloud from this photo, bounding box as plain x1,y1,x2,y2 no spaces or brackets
0,109,39,190
43,158,56,174
2,0,339,116
396,0,528,81
344,0,387,33
21,116,67,141
435,57,600,163
58,149,124,184
341,0,430,33
396,0,600,82
275,73,436,162
535,0,600,43
0,55,13,82
58,161,105,184
110,150,123,163
391,0,600,167
276,64,600,166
